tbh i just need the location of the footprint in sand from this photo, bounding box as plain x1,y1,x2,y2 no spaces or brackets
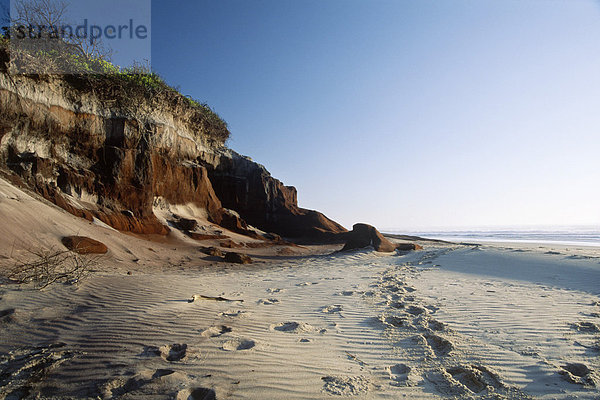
266,288,285,294
221,338,256,351
559,363,598,387
380,314,413,329
424,305,439,314
445,365,504,394
406,305,427,316
389,301,405,309
176,387,216,400
142,344,187,361
219,309,247,318
152,369,177,379
296,282,318,287
387,364,421,386
571,321,600,333
257,298,280,305
427,318,448,332
321,375,371,396
426,368,470,396
199,325,232,338
0,343,75,396
321,305,343,314
270,321,323,334
0,308,15,322
420,334,453,357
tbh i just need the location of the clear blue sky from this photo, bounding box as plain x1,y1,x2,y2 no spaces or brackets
152,0,600,231
5,0,600,231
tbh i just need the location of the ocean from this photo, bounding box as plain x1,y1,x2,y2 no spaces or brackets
386,228,600,247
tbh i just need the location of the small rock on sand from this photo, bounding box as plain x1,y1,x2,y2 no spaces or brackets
223,252,252,264
61,236,108,254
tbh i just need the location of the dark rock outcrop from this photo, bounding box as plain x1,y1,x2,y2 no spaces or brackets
201,247,224,258
341,223,421,253
207,152,347,239
223,252,252,264
187,233,229,241
61,236,108,254
170,217,199,232
219,239,243,249
396,243,424,251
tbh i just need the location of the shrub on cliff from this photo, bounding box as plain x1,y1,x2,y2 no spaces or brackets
0,36,230,145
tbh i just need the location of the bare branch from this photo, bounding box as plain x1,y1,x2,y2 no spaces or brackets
8,245,99,289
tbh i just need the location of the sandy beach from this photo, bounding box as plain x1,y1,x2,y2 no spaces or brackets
2,1,600,398
1,235,599,399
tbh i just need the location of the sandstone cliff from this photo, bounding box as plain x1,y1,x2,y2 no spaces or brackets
0,48,346,240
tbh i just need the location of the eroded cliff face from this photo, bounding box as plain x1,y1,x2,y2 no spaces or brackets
207,152,346,239
0,66,346,239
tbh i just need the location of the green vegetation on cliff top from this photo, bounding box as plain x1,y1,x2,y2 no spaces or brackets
0,35,230,145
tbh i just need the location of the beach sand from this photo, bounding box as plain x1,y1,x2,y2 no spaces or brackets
1,243,599,399
1,179,600,399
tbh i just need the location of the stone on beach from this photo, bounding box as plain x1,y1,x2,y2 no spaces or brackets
223,252,252,264
61,236,108,254
341,223,420,252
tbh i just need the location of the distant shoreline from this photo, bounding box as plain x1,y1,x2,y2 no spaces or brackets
384,230,600,248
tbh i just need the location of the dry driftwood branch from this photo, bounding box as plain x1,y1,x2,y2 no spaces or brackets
188,294,244,303
8,246,100,289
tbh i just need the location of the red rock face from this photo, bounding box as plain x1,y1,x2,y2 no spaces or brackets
0,72,347,241
207,153,347,239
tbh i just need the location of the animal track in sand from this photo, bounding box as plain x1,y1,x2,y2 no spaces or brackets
142,344,187,361
321,375,371,396
222,338,256,351
199,325,232,338
257,298,280,305
559,363,598,387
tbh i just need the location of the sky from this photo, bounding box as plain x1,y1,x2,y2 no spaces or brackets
149,0,600,231
4,0,600,231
